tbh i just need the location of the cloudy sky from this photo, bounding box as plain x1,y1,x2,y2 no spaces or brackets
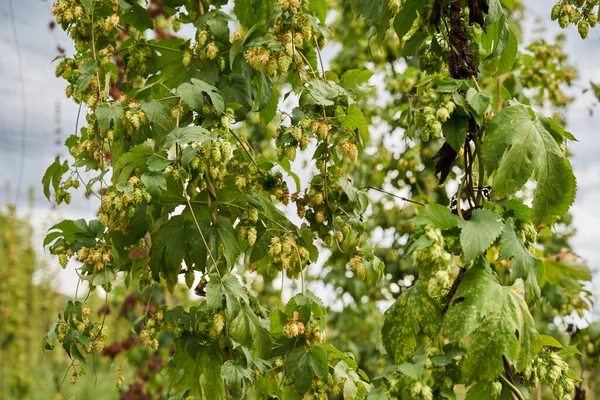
0,0,599,312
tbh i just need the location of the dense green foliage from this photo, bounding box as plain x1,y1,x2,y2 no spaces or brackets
41,0,600,399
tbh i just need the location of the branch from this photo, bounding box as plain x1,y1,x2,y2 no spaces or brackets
361,186,425,207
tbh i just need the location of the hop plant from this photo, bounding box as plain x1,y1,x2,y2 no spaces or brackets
70,370,78,385
210,314,226,337
348,256,366,280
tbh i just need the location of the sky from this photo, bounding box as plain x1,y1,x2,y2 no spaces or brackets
0,0,599,314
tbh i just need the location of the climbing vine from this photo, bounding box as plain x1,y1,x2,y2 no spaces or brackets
43,0,597,398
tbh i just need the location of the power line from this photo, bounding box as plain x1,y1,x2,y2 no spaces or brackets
7,0,27,208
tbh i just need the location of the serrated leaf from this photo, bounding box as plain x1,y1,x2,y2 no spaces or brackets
382,282,441,363
355,0,383,24
95,103,124,134
233,0,273,29
458,209,504,261
466,88,492,126
140,99,173,131
221,360,254,399
497,26,518,74
168,340,226,399
392,0,426,40
499,219,538,296
114,140,155,183
42,156,69,200
229,304,271,359
122,2,154,31
483,103,576,225
541,335,564,348
306,79,338,106
75,60,98,94
339,177,369,213
307,0,327,23
465,381,497,400
219,74,253,114
141,172,167,196
80,0,93,14
284,346,328,395
164,126,213,148
146,155,171,172
178,78,225,114
340,69,373,89
443,114,469,152
337,104,369,143
419,204,459,230
395,355,427,380
504,199,532,222
206,273,249,317
486,0,504,24
443,259,541,381
149,215,187,274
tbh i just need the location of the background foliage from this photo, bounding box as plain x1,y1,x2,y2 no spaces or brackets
3,0,600,399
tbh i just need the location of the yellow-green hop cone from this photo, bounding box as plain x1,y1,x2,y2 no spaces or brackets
578,19,590,38
551,4,561,20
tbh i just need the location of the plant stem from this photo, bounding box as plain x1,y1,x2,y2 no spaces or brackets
499,374,525,400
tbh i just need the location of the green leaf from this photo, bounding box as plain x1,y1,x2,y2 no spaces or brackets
543,257,592,287
221,360,254,399
284,346,328,395
75,60,98,94
458,209,504,261
140,99,173,131
418,204,459,230
443,259,541,381
442,114,469,152
122,2,154,31
211,216,242,268
80,0,93,14
307,0,327,23
486,0,505,24
483,103,576,225
337,104,369,143
260,85,279,125
354,0,383,24
95,103,124,134
177,81,205,111
229,304,271,358
150,215,187,274
42,156,69,200
538,112,578,142
178,78,225,114
395,355,427,380
541,335,564,349
382,282,441,363
219,74,253,114
206,273,249,317
168,341,226,399
466,88,492,126
146,155,171,172
164,126,213,148
306,79,338,106
44,219,101,248
465,381,497,400
114,140,154,183
234,0,273,29
499,219,538,296
141,172,167,196
393,0,426,40
497,26,518,75
339,177,369,213
504,199,532,222
340,69,373,89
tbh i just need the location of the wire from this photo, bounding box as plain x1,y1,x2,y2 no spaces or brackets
7,0,28,208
